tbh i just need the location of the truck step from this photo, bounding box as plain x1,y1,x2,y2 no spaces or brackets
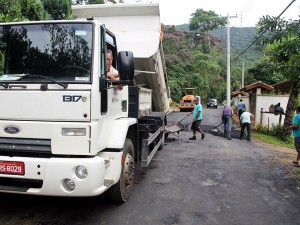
104,179,114,187
104,159,110,166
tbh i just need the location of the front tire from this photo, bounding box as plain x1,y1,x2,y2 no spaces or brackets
109,139,135,203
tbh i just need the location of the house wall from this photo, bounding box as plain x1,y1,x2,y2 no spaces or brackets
255,95,289,128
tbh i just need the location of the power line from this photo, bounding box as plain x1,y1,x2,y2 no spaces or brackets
231,0,297,61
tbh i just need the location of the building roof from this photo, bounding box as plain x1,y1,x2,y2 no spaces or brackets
232,90,248,97
240,81,274,92
272,80,292,92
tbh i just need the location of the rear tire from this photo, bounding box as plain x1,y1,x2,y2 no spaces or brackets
109,139,135,203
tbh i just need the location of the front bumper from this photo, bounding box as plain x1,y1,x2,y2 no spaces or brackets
0,156,109,196
178,105,194,109
207,104,217,107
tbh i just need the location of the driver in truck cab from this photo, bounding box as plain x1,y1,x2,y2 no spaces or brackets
106,49,119,80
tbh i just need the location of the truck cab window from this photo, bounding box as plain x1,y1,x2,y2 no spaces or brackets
0,23,93,83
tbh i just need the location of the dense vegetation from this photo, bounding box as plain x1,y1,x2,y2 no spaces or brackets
253,15,300,139
163,24,258,103
1,2,298,130
177,24,262,63
168,14,300,140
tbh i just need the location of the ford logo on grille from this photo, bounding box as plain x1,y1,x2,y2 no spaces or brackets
4,126,20,134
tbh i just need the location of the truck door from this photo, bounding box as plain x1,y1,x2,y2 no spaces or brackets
100,26,125,116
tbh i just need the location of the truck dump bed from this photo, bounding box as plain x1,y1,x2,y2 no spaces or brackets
72,3,170,113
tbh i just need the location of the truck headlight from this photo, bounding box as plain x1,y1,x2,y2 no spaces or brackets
75,165,88,179
62,128,86,136
63,179,75,192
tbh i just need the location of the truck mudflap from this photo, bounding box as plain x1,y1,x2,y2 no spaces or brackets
0,152,122,196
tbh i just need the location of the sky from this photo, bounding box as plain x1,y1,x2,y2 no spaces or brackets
124,0,299,27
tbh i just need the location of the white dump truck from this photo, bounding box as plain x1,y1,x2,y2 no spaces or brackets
0,3,170,202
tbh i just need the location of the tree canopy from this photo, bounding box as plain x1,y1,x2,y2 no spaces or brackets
0,0,73,22
189,9,226,33
42,0,71,20
253,15,300,139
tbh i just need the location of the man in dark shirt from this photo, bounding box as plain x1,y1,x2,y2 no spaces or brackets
237,99,246,122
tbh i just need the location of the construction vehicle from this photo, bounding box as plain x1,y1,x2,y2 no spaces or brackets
178,88,195,112
0,3,170,202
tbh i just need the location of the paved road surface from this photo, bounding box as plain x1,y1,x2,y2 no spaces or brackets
0,108,299,225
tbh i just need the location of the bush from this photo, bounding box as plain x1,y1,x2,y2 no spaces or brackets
269,124,284,137
256,124,291,141
256,125,270,135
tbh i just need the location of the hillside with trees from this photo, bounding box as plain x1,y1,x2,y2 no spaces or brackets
177,24,262,64
174,12,300,139
0,1,260,104
1,1,298,131
163,16,259,103
163,25,227,103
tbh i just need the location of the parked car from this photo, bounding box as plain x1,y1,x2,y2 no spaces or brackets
206,98,218,109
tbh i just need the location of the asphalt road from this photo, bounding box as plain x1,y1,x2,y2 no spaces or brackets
0,107,299,225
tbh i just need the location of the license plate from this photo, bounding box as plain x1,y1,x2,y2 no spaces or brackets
0,161,25,175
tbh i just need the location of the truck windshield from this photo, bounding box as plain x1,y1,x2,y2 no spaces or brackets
0,23,92,83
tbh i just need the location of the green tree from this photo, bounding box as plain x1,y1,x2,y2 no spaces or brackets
72,0,122,4
42,0,71,20
0,0,24,22
189,9,226,52
162,24,229,103
20,0,45,21
189,9,226,33
248,56,284,84
255,16,300,139
87,0,105,3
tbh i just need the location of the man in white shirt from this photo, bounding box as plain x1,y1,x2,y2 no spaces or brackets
240,110,254,141
107,49,119,80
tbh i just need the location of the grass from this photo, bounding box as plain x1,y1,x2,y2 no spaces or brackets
252,131,295,149
290,170,300,181
252,131,300,182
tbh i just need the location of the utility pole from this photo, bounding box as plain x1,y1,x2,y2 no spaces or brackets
242,57,245,88
226,14,238,106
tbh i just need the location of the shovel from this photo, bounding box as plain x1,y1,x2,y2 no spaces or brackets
211,122,224,133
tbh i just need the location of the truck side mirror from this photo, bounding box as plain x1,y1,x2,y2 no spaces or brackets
118,51,134,81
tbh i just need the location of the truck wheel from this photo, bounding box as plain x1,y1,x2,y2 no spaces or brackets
109,139,135,203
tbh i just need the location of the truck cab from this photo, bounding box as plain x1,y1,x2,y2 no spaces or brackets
0,3,169,202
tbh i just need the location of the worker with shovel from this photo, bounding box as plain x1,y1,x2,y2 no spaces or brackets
188,96,205,140
222,105,233,140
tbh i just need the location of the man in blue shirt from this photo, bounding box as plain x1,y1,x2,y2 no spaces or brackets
188,97,205,140
237,99,246,122
290,106,300,167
